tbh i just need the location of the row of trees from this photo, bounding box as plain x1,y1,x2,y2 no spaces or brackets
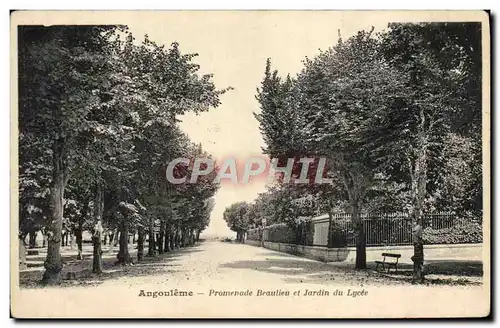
18,25,227,284
224,22,482,282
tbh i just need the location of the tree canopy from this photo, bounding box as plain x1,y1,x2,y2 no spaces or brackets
18,25,229,284
228,22,482,278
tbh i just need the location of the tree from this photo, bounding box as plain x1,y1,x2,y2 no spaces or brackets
85,32,228,267
375,22,483,282
223,202,251,242
252,23,482,277
63,177,92,259
18,26,229,283
255,59,305,158
19,133,52,249
19,25,119,284
255,30,405,268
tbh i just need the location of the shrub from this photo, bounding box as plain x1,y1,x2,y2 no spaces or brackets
247,228,261,241
422,220,482,244
329,223,351,248
262,221,315,245
300,220,315,246
264,223,296,244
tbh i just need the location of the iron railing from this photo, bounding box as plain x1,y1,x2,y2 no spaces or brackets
250,212,478,247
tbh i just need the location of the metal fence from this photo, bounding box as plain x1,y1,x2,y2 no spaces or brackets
312,212,467,247
250,211,480,247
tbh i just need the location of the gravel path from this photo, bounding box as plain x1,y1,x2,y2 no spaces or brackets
14,241,487,318
20,240,483,288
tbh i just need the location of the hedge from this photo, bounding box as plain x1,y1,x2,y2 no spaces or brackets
247,228,261,241
423,220,482,244
265,223,296,244
249,221,314,245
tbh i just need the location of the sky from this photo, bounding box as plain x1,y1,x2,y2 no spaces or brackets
125,11,393,237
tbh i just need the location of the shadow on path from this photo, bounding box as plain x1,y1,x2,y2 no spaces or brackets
20,244,205,288
221,256,483,286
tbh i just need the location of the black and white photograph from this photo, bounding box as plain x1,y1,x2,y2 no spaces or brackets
10,10,490,318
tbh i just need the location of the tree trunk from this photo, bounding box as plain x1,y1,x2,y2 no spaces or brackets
410,125,428,283
164,225,170,252
148,219,156,256
107,229,116,254
158,221,165,254
113,230,120,247
181,228,187,247
412,228,424,283
92,232,103,274
42,145,66,285
196,230,201,242
92,185,104,274
170,230,175,251
341,169,368,270
116,214,132,265
75,201,86,260
28,231,37,248
137,226,144,261
75,228,83,260
42,232,47,248
19,236,27,270
175,228,181,248
353,204,366,270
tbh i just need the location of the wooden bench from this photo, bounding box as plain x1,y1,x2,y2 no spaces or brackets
375,252,401,273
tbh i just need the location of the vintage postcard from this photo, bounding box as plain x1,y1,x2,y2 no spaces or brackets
10,10,490,318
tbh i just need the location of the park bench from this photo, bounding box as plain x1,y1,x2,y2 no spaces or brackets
375,252,401,273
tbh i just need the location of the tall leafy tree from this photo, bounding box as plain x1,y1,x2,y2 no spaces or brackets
374,22,482,281
256,30,405,268
223,202,251,242
19,25,120,284
18,26,229,283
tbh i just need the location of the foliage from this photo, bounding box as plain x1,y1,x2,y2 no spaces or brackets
246,228,261,241
256,221,314,245
243,22,483,271
223,201,250,234
263,223,296,244
18,25,229,282
423,215,482,244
